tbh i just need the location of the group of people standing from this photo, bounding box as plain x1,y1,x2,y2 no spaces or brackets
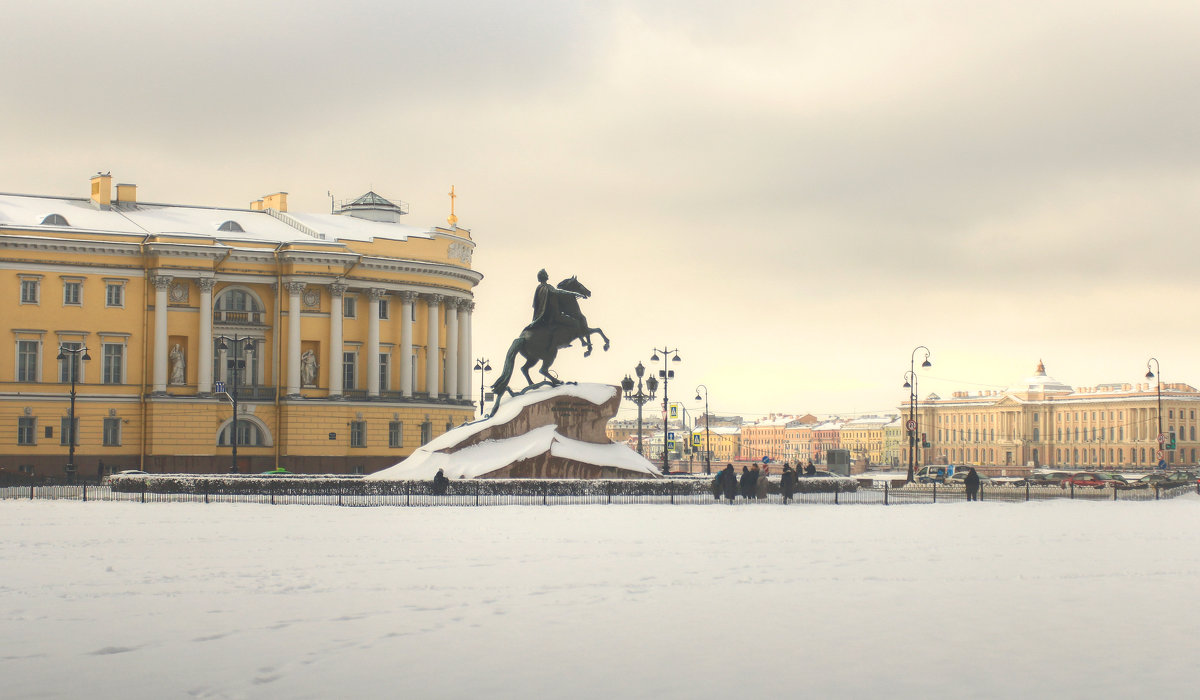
712,461,817,504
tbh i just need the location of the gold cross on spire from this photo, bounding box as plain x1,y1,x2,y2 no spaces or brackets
447,185,458,226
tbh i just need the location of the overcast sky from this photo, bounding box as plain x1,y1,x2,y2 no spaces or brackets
4,0,1199,421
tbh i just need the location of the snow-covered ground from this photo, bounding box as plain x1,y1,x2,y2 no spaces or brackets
3,497,1199,699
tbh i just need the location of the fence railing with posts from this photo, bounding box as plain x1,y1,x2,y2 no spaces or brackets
2,480,1196,507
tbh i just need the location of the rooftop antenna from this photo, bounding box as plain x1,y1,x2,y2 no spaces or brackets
327,190,334,213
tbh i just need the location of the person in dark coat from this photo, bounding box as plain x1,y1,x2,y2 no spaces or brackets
739,466,753,499
805,460,816,477
720,464,738,503
711,471,723,500
781,464,796,503
964,467,980,501
432,468,450,496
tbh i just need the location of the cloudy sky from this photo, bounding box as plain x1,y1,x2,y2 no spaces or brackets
3,0,1199,421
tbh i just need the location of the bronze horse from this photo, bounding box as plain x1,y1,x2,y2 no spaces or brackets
489,276,609,415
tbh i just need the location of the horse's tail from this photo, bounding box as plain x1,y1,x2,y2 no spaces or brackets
491,335,524,396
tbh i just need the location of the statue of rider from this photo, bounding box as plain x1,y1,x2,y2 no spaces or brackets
529,269,558,329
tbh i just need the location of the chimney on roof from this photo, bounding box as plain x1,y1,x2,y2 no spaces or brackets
90,172,112,206
262,192,288,212
116,183,137,205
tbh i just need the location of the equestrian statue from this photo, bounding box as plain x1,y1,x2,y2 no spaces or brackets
488,269,609,416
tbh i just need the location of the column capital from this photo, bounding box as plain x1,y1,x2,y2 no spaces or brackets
456,298,474,312
150,274,173,290
368,288,388,301
285,281,308,296
197,277,217,292
424,293,444,305
329,282,349,297
399,291,418,302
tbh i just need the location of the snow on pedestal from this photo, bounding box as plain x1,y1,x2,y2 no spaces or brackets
367,383,662,480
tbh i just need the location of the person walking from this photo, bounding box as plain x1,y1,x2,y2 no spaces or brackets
781,464,796,504
964,467,981,502
720,464,738,503
432,468,450,496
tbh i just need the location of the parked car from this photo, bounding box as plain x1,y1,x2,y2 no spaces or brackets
117,469,148,475
1093,472,1130,488
260,468,292,475
1028,471,1070,486
1060,472,1107,488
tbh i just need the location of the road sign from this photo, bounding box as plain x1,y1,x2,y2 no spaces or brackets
906,420,917,431
1158,433,1167,444
668,431,675,441
692,434,701,447
1157,450,1165,460
214,381,225,393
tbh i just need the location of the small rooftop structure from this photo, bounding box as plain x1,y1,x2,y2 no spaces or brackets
335,191,410,223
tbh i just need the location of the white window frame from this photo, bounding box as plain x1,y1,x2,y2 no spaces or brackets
102,342,125,385
19,277,41,305
344,295,358,319
104,279,127,308
343,349,358,390
57,341,87,384
103,417,122,446
17,416,36,446
350,420,367,448
15,339,41,383
62,278,83,307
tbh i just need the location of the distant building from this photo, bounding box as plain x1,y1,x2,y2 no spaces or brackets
905,361,1200,470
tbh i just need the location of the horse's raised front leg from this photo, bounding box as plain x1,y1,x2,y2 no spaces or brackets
590,327,611,351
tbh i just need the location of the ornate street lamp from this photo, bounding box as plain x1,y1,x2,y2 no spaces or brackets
621,362,658,457
56,343,90,483
216,335,255,473
650,347,681,475
905,346,932,483
1146,357,1164,468
474,358,492,415
695,385,711,475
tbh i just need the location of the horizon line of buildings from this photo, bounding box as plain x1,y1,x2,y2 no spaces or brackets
607,362,1200,473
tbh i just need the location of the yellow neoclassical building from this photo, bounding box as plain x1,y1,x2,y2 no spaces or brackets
902,361,1200,472
0,173,481,479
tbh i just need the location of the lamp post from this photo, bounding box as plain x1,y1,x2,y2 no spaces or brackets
621,362,658,456
474,358,492,415
695,384,711,475
905,345,932,483
651,347,681,475
56,343,90,483
216,335,255,474
1146,357,1164,468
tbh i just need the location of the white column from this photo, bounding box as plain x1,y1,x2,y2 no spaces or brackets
367,289,384,397
198,278,216,394
328,283,346,397
425,294,441,397
444,300,458,399
458,301,472,400
151,274,172,393
400,291,415,398
285,281,306,396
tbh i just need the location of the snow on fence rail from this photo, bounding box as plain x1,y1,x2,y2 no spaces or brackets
2,481,1195,506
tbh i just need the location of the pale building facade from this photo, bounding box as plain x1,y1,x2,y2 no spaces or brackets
1,174,480,478
902,362,1200,471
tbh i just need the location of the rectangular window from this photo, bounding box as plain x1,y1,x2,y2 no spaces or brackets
352,465,365,475
20,279,39,304
344,296,357,319
343,351,357,390
102,344,124,384
421,421,433,445
63,280,82,306
389,421,403,448
103,417,121,446
105,283,124,307
60,417,78,447
17,417,35,445
17,340,39,382
378,298,390,320
379,354,390,391
58,342,84,383
350,421,366,448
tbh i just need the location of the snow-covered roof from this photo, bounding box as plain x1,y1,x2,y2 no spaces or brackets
0,192,438,244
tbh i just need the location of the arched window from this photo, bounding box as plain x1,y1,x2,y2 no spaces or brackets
214,287,266,325
216,416,272,447
40,213,70,226
217,220,245,232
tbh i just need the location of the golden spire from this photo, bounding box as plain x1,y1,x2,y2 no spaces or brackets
447,185,458,226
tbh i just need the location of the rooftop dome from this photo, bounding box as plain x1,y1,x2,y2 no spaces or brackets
1018,360,1073,395
335,191,409,223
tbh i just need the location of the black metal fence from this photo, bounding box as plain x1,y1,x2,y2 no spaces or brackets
2,481,1195,507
